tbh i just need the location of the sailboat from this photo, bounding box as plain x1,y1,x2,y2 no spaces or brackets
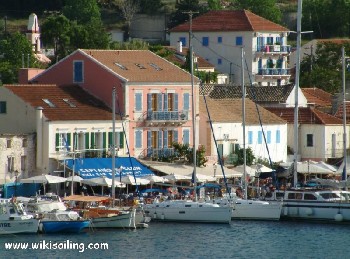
210,48,282,220
143,12,232,223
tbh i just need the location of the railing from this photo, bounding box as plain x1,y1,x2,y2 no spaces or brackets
256,68,290,76
146,110,189,121
255,45,291,53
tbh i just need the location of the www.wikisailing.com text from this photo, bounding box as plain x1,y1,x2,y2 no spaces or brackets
4,240,108,253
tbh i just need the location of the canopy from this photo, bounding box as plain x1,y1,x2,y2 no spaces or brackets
63,195,110,202
81,176,126,188
65,175,83,183
65,157,155,179
120,175,150,185
20,174,67,184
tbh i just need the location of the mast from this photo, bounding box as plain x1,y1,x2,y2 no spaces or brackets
241,47,247,199
293,0,303,187
111,87,116,206
342,47,347,181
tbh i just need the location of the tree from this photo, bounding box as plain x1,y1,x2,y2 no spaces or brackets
139,0,164,15
115,0,140,40
0,32,36,84
169,0,205,29
62,0,101,24
207,0,222,10
300,41,350,94
229,0,282,24
233,147,255,166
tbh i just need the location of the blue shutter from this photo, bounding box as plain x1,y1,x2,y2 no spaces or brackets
180,37,186,47
174,130,178,143
164,130,168,147
158,131,163,149
157,93,162,111
236,36,243,46
248,131,253,145
135,131,142,148
183,93,189,110
267,131,271,144
135,93,142,111
74,61,83,83
147,131,151,148
258,131,262,144
164,94,168,111
174,93,178,111
147,94,152,111
218,36,222,43
202,37,209,46
276,130,280,144
183,129,190,144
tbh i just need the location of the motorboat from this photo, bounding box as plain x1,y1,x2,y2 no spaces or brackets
38,210,90,233
0,198,39,235
266,189,350,222
143,199,232,223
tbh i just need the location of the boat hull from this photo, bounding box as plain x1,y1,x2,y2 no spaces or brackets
0,219,39,235
231,200,282,220
281,201,350,222
90,210,137,228
39,220,90,233
144,200,231,223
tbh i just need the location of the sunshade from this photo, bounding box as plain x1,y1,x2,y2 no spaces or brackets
20,174,67,184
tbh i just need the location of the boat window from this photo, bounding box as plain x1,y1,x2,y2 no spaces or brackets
320,193,340,200
304,193,317,200
166,205,170,207
296,193,302,200
276,192,284,199
287,193,296,199
185,205,191,207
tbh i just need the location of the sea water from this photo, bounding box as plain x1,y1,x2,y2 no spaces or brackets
1,220,350,258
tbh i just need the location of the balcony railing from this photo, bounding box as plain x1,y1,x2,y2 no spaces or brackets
146,110,189,121
256,68,290,76
255,45,291,53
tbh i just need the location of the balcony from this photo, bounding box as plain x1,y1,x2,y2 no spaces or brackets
145,110,189,126
254,68,291,80
255,45,291,55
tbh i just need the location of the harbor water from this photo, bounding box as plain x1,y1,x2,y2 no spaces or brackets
1,220,350,258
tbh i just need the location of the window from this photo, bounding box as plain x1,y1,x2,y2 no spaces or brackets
266,37,273,45
56,133,71,151
218,36,222,43
306,134,313,147
258,131,262,144
135,92,142,112
179,37,186,47
21,156,26,172
22,138,27,147
276,130,280,144
0,101,6,114
248,131,253,144
7,156,14,172
183,93,190,110
202,37,209,46
236,36,243,46
183,129,190,145
267,131,271,144
135,130,142,148
218,58,222,65
6,139,11,148
73,61,83,83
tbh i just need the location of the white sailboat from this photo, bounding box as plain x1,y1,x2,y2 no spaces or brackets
212,48,282,220
143,12,231,224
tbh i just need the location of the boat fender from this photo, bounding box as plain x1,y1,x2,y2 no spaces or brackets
334,213,343,222
68,211,77,220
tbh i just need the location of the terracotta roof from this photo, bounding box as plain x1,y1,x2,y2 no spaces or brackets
265,107,342,125
163,46,215,69
200,84,294,103
4,84,115,121
333,103,350,122
79,49,197,83
199,97,286,125
170,10,289,32
301,87,332,107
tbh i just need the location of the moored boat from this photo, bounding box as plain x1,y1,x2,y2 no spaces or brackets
0,198,39,235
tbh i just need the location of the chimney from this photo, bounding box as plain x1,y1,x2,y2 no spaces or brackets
177,41,183,53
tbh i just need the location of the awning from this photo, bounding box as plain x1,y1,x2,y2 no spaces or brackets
64,157,154,179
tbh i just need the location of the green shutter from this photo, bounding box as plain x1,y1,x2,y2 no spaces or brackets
85,133,89,150
67,133,71,150
55,133,59,151
103,132,107,149
119,132,124,148
73,133,77,150
91,133,95,149
108,132,113,147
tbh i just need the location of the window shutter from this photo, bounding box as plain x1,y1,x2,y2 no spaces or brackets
108,132,113,148
103,132,107,149
91,132,95,149
158,131,163,149
174,130,178,143
157,93,162,111
119,132,124,148
135,93,142,111
267,131,271,144
164,93,168,111
147,131,151,149
163,130,168,148
183,93,189,110
85,133,89,150
55,133,59,151
183,129,190,144
174,93,178,111
276,130,280,144
67,133,71,151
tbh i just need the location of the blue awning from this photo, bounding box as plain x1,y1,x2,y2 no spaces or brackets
65,157,154,179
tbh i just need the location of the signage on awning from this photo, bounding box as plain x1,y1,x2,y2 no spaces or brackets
65,157,154,179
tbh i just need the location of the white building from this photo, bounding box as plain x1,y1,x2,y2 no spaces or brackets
199,97,288,164
0,84,123,178
170,10,291,87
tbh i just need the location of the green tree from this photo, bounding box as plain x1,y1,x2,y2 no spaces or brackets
207,0,222,10
229,0,282,24
0,32,36,84
169,0,205,29
139,0,164,15
63,0,101,24
300,41,350,94
233,147,255,166
303,0,350,39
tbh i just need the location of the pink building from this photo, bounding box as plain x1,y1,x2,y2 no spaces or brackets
30,49,199,158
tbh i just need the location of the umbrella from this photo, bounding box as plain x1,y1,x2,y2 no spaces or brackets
186,173,216,182
20,174,67,184
141,175,168,189
81,176,125,187
120,175,150,185
20,174,67,194
163,173,192,182
65,175,83,183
